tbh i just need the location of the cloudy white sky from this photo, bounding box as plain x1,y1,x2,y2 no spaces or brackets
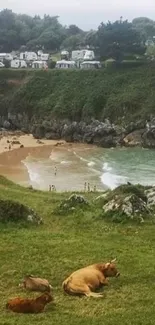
1,0,155,29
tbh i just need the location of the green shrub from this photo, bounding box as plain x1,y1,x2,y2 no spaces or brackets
0,199,41,224
48,60,56,69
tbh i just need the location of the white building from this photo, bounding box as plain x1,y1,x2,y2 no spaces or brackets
71,50,87,61
61,50,69,60
32,61,48,69
11,59,27,69
40,53,49,61
0,62,5,68
80,61,101,69
20,52,38,61
0,53,13,62
56,60,76,69
83,50,95,61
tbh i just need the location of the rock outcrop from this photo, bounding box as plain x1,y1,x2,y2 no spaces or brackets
2,112,155,149
103,194,150,222
100,184,154,223
55,194,89,215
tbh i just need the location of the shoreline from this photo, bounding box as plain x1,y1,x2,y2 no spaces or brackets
0,131,102,191
0,131,68,188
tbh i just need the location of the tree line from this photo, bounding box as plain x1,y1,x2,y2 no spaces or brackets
0,9,155,60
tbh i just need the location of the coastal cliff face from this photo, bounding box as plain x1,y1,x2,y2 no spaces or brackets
0,67,155,148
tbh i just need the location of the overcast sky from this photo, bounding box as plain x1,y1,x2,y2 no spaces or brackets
1,0,155,30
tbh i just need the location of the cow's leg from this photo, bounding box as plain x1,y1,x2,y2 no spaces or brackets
100,277,109,286
85,291,103,298
67,282,103,298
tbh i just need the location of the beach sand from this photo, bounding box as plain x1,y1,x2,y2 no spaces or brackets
0,131,66,154
0,131,67,187
0,131,101,191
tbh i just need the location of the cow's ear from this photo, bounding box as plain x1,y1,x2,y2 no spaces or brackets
105,263,110,269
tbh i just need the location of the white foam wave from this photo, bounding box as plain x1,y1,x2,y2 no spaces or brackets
101,171,128,190
103,162,112,172
87,161,95,167
22,161,41,186
73,151,89,162
49,154,60,162
60,160,71,165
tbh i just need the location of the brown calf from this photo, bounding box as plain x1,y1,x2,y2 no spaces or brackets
6,292,53,313
19,275,53,292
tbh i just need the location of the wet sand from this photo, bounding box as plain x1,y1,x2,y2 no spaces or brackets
0,132,101,191
0,131,66,186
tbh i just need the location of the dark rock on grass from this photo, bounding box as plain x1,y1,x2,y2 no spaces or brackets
55,194,89,215
66,194,89,205
0,199,42,224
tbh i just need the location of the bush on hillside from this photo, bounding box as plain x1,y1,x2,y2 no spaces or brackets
54,194,89,215
0,199,42,224
1,65,155,124
49,60,56,69
106,184,147,203
3,59,10,68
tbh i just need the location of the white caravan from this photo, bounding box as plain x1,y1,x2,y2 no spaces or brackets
32,61,48,69
11,59,27,69
80,61,101,69
20,52,38,61
56,60,76,69
0,53,13,62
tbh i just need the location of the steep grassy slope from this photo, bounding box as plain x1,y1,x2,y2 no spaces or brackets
0,177,155,324
0,65,155,124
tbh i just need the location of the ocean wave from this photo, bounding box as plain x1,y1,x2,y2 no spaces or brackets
73,151,89,163
87,161,95,167
60,160,71,165
102,162,112,172
101,171,128,190
22,160,41,186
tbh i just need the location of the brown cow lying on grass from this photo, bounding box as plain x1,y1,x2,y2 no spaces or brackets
62,259,120,298
6,292,53,313
19,275,53,292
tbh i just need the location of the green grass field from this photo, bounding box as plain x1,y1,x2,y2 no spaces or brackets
0,177,155,324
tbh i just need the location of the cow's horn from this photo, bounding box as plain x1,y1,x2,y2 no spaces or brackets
111,258,117,263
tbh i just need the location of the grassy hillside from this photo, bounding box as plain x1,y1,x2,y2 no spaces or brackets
0,65,155,124
0,176,155,324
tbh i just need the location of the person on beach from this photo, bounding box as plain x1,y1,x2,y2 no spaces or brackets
52,185,56,191
88,183,90,192
49,185,51,192
84,182,87,191
94,185,96,192
9,144,11,150
54,166,57,176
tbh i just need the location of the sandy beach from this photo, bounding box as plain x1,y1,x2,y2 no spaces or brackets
0,131,102,191
0,131,69,188
0,131,66,154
